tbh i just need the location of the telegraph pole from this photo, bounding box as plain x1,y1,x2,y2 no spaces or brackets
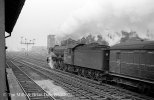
21,37,35,55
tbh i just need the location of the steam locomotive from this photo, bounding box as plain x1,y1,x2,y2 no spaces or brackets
48,41,154,95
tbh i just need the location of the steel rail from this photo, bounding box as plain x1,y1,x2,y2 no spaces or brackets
6,60,56,100
10,57,153,100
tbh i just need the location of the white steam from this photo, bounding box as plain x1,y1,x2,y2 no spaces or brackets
57,0,154,45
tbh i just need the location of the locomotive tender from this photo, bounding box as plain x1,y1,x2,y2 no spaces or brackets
49,41,154,95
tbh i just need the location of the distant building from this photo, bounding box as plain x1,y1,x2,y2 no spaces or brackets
47,35,55,50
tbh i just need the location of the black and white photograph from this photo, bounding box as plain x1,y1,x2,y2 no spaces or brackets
1,0,154,100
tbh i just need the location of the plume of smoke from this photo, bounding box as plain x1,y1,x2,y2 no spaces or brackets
57,0,154,45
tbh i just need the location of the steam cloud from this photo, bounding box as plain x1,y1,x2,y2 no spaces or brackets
57,0,154,45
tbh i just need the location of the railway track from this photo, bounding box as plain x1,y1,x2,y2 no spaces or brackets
8,55,154,99
8,56,153,100
6,60,56,100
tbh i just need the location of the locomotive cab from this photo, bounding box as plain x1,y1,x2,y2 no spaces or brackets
64,44,85,65
64,48,73,65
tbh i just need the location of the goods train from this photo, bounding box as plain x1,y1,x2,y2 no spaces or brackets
47,41,154,96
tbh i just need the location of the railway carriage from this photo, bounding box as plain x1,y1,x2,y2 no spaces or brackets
109,41,154,94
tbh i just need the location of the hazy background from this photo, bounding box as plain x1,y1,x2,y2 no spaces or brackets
6,0,154,51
